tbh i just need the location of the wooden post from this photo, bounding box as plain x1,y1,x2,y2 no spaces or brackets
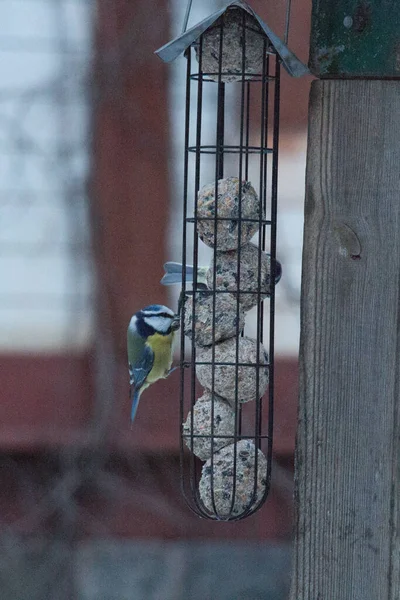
291,2,400,597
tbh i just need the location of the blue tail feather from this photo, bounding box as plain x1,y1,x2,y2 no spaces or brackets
130,388,141,424
164,261,186,273
161,262,193,286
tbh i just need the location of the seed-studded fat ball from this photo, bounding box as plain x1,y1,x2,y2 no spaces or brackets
199,440,268,517
183,392,236,461
196,177,263,251
195,9,266,83
184,292,245,346
206,243,282,310
196,336,269,403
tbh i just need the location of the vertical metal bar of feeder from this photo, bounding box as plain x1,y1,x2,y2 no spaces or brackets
238,9,264,518
259,52,270,340
258,50,270,464
247,33,267,516
266,56,280,488
209,15,225,518
216,83,225,180
238,78,251,446
180,48,191,506
262,53,270,253
257,53,270,483
231,8,247,517
244,82,250,181
190,35,204,509
254,41,268,467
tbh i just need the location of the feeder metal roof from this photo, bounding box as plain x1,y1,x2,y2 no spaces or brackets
155,0,309,78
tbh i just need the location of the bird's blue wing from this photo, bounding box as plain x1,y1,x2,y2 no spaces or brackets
129,342,154,391
129,343,154,424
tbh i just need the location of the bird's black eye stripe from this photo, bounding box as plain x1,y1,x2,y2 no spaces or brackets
142,311,173,319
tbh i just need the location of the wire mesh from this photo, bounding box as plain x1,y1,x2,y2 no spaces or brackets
179,7,281,521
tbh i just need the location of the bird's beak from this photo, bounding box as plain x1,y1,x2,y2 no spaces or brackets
171,316,180,331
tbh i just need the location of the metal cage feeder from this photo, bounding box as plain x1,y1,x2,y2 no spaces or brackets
157,1,307,521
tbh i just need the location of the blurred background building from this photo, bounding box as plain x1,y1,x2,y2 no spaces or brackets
0,0,311,598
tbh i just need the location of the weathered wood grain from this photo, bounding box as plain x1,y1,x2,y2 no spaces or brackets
291,80,400,599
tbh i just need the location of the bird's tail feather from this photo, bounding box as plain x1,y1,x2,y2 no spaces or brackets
161,262,193,285
130,388,141,425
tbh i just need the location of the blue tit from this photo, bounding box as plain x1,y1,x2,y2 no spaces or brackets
127,304,180,424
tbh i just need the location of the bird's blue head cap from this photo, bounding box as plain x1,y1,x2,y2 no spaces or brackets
134,304,180,338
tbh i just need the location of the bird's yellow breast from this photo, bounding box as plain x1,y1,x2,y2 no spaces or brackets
146,331,175,384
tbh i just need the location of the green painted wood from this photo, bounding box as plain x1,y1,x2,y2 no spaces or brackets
309,0,400,77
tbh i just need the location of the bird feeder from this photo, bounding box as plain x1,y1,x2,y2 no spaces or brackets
156,1,307,521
